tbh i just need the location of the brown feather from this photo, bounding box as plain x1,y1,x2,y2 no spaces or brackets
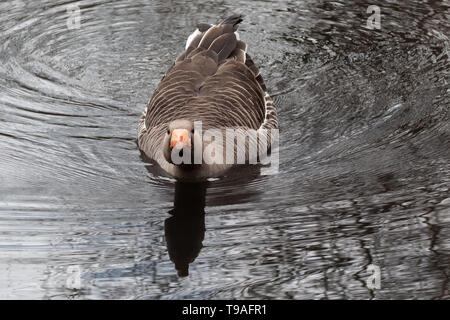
138,14,278,180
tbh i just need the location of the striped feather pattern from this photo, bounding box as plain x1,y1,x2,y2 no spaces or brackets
138,14,278,179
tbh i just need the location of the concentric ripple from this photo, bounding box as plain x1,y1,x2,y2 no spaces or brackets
0,0,449,299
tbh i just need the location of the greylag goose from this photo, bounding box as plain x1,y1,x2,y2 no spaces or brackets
138,14,278,180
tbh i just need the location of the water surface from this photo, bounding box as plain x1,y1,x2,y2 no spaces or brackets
0,0,449,299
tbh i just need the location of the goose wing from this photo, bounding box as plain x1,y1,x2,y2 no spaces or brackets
143,14,276,132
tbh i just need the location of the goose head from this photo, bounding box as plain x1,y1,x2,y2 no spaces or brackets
163,119,197,167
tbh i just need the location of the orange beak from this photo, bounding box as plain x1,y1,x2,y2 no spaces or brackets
170,129,191,148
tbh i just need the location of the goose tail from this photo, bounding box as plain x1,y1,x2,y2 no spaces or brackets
179,14,246,64
220,13,245,29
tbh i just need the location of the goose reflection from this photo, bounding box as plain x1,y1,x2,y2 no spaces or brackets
165,181,207,277
141,152,264,277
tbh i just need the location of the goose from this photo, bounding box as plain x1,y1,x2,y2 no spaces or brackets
138,14,278,180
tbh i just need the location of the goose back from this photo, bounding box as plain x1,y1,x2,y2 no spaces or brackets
138,14,278,179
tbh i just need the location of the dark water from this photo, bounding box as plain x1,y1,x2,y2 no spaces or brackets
0,0,449,299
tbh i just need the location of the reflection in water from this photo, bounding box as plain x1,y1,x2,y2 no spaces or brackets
165,182,207,277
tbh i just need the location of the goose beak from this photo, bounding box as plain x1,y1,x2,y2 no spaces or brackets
170,129,191,148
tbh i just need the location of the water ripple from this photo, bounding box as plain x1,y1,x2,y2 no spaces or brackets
0,0,449,299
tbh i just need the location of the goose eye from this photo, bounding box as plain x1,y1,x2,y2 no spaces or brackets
167,129,170,135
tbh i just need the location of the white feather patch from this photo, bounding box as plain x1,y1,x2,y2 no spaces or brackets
186,29,201,49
